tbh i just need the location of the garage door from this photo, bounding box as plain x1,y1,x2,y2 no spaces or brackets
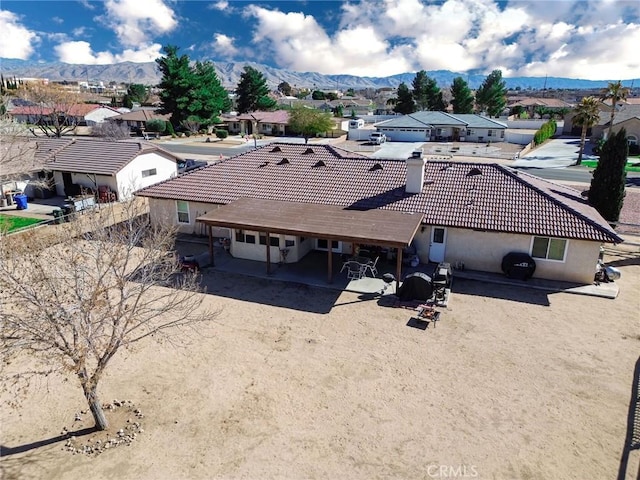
381,129,428,142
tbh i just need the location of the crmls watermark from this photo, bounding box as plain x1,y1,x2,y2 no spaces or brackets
427,464,479,478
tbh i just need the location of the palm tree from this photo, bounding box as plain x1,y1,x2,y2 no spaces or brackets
600,80,630,139
572,96,601,165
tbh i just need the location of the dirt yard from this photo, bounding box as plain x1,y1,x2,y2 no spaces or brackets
1,245,639,480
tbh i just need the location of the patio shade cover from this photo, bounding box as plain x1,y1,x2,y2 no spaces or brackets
196,198,424,248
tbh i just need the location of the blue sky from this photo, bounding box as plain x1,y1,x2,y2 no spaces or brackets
1,0,639,80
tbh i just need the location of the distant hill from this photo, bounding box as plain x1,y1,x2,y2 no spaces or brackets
1,58,638,91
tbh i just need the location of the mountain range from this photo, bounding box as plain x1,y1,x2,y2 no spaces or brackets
1,58,638,91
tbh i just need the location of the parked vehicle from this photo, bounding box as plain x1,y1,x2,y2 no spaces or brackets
369,132,387,144
178,159,207,173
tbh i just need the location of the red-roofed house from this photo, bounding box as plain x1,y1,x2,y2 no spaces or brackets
9,104,122,126
136,143,622,284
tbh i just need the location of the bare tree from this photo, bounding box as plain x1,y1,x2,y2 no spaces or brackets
17,82,81,137
0,199,215,430
91,120,131,140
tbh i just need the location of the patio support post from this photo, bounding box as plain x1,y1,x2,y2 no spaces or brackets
327,242,333,283
396,247,403,292
208,224,215,266
265,232,271,275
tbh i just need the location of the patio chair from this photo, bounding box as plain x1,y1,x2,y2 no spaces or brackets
341,261,366,280
364,256,379,277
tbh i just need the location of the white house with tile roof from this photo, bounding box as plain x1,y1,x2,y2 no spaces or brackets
35,137,180,201
374,112,507,143
136,143,621,284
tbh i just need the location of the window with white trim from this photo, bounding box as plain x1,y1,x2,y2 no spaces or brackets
235,229,245,242
141,168,157,178
531,236,567,261
176,200,190,224
488,130,493,137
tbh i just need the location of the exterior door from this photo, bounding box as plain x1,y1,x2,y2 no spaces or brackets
429,227,447,263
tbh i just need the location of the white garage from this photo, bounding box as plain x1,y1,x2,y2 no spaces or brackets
377,127,428,142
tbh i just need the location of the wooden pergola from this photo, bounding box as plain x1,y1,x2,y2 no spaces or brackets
196,198,424,290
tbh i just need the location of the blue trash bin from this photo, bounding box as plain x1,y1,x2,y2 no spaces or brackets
14,194,28,210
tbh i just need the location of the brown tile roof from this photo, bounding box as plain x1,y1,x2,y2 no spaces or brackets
234,110,290,124
35,137,178,175
110,109,171,122
136,143,621,243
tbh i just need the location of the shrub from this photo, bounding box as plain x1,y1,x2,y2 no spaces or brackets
146,119,166,133
215,129,228,139
533,119,557,145
165,121,175,136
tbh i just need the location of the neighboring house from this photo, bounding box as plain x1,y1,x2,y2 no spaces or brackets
508,97,573,117
9,104,121,126
591,104,640,146
136,143,621,284
108,108,171,134
374,112,507,143
35,137,180,200
564,104,640,146
220,110,290,136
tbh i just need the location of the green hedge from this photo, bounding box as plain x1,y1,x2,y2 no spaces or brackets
215,129,228,139
533,119,557,145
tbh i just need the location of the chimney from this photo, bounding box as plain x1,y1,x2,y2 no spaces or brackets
405,149,425,194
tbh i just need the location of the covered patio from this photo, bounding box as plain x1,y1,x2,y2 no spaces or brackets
196,198,424,291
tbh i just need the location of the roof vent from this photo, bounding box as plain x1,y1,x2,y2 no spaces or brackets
410,149,423,159
369,163,383,172
440,164,453,171
467,167,482,176
277,158,290,165
258,161,269,168
312,160,326,168
270,146,282,152
303,147,314,154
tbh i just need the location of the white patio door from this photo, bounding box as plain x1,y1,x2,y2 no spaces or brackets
429,227,447,263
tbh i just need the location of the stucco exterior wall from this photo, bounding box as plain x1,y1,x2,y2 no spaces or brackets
423,226,600,283
148,198,229,236
117,152,177,200
85,108,120,125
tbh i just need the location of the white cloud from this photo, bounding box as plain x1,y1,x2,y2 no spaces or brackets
54,40,164,64
243,0,639,80
72,26,87,37
212,0,229,11
100,0,177,47
211,33,239,58
0,10,39,60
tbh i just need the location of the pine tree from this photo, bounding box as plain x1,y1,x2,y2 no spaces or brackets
412,70,430,111
235,66,276,113
394,83,416,115
589,128,628,222
187,61,231,126
475,70,507,117
450,77,474,114
156,45,231,129
156,45,194,128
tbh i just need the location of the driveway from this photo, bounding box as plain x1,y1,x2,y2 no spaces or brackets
513,136,597,168
370,142,426,159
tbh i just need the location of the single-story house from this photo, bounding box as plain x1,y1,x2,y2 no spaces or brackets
374,112,508,143
135,142,621,284
220,110,290,136
564,104,640,146
8,104,122,126
32,137,181,200
508,97,573,117
108,108,171,134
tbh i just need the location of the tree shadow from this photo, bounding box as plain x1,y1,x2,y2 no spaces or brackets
0,426,96,456
617,356,640,480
